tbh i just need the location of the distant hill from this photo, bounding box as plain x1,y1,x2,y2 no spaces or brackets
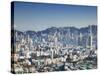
12,25,97,48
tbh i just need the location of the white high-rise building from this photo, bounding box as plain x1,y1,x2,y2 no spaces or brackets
90,25,93,50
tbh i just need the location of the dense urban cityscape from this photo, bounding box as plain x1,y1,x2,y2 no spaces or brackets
11,25,97,74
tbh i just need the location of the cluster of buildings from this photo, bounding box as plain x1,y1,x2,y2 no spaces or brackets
11,26,97,73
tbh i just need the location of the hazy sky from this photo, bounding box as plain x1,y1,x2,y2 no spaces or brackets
13,2,97,31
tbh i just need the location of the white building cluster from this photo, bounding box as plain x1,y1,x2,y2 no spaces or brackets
11,26,97,73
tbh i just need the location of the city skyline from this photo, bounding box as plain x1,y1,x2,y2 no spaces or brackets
14,2,97,31
11,2,97,73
